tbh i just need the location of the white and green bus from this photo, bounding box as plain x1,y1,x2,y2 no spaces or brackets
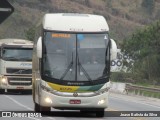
32,13,117,117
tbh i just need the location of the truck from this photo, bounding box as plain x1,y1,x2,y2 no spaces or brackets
32,13,117,117
0,39,33,94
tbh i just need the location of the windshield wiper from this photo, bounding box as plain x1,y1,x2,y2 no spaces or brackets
60,52,73,80
77,54,93,82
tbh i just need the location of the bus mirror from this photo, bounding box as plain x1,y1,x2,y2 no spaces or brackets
37,37,42,58
110,39,117,60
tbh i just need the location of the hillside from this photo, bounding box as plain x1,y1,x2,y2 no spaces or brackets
0,0,160,43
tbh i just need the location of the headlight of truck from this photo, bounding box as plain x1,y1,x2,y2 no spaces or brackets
1,76,7,84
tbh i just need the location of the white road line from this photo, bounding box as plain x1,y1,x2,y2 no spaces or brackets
4,95,43,120
110,96,160,109
5,95,33,111
4,95,57,120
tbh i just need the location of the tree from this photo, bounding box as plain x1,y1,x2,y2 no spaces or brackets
25,26,35,41
122,20,160,85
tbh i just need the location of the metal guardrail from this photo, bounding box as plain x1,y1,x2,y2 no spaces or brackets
125,83,160,94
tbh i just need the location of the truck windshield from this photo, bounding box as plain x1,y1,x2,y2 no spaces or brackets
42,32,109,82
2,48,32,61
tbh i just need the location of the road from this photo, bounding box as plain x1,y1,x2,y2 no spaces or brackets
0,92,159,120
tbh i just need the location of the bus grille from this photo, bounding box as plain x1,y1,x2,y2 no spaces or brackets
8,78,32,86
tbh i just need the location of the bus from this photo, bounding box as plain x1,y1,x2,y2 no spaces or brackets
32,13,117,117
0,39,33,94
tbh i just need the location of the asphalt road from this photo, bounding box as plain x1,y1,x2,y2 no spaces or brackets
0,92,159,120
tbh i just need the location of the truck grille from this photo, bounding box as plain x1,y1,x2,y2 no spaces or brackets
8,78,32,86
6,68,32,74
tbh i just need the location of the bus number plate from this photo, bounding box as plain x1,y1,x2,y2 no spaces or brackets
69,100,81,104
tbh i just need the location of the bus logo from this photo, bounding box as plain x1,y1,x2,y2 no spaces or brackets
73,92,78,97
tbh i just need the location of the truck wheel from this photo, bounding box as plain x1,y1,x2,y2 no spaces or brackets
0,89,5,94
95,109,104,117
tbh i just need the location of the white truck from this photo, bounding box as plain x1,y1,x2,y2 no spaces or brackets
0,39,33,94
32,13,117,117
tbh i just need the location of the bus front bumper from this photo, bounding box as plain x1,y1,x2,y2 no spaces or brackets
39,89,109,109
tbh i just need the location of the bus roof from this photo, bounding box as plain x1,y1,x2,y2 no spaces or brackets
43,13,109,32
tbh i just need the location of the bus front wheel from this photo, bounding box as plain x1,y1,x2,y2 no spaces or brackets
95,109,104,117
34,103,51,112
34,103,40,112
40,106,51,112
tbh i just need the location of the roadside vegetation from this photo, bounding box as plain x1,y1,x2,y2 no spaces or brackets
111,20,160,99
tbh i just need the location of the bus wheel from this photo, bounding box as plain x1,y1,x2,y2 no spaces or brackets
40,106,51,112
95,109,104,117
40,105,51,115
35,103,51,112
0,89,5,94
34,103,40,112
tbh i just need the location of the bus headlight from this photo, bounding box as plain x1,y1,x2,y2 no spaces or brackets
1,77,7,84
45,97,52,104
98,99,105,105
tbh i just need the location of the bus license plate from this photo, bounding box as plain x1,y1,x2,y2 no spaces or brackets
69,100,81,104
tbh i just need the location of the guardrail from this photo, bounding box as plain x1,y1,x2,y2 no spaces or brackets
125,83,160,98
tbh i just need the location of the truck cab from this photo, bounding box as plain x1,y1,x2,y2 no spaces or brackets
0,39,33,94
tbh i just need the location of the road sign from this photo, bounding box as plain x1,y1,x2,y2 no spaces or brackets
0,0,14,24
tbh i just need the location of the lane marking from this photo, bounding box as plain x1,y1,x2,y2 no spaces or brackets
5,95,33,111
110,95,160,109
4,95,43,120
4,95,57,120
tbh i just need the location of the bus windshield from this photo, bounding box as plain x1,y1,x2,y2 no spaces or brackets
2,48,32,61
42,32,110,82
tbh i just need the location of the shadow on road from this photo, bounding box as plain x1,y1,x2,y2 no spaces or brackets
5,90,32,95
41,111,98,118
